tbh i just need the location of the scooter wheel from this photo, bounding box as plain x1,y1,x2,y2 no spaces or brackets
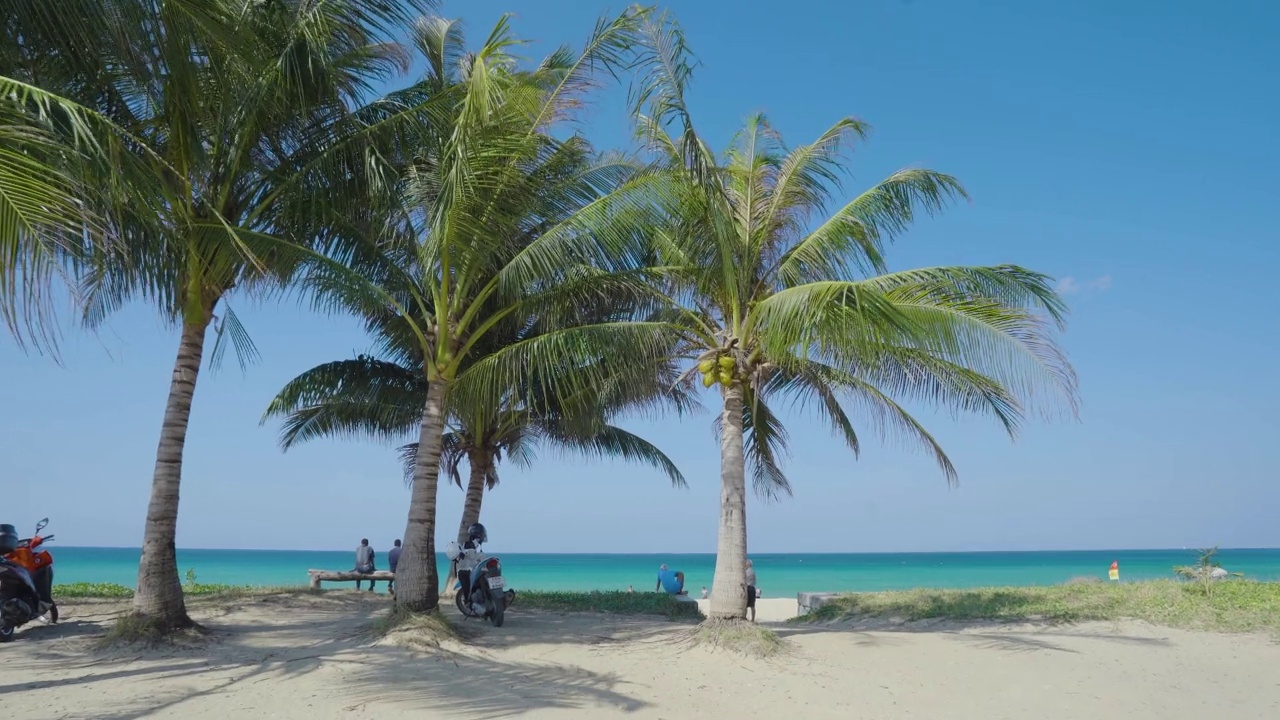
0,623,14,643
489,596,505,627
454,589,471,618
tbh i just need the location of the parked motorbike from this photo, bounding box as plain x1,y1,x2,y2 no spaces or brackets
448,543,515,627
1,518,58,642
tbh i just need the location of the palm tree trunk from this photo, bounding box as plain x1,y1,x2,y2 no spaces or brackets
394,377,447,612
708,383,748,620
132,311,212,627
444,452,490,591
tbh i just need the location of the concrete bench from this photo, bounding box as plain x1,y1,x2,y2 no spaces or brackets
796,592,841,616
307,569,395,589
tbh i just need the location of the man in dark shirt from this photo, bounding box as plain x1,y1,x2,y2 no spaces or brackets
387,539,402,594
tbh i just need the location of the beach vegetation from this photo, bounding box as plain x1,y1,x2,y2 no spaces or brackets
628,15,1078,621
55,581,260,599
54,582,137,599
516,591,705,621
1174,547,1245,597
796,580,1280,635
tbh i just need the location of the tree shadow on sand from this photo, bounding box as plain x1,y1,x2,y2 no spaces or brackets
6,595,674,720
451,608,688,651
340,647,650,719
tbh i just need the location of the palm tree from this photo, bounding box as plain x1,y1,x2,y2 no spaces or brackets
262,307,690,589
296,9,680,613
631,17,1079,621
1,0,431,630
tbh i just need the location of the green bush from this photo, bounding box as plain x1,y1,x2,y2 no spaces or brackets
54,581,254,599
54,582,135,598
794,579,1280,634
516,591,704,621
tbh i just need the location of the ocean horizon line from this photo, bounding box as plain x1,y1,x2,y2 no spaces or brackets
55,545,1280,555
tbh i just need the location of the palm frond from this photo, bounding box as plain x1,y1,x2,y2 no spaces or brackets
263,357,424,449
739,387,792,500
545,424,687,488
207,302,261,373
775,169,968,285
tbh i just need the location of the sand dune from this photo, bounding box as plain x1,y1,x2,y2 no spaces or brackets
4,593,1279,719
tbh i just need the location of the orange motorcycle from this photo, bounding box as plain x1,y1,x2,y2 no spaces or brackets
1,518,58,642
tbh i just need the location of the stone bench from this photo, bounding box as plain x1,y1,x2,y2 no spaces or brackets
307,569,395,589
796,591,841,616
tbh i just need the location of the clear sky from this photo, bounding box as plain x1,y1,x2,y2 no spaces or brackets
3,0,1278,554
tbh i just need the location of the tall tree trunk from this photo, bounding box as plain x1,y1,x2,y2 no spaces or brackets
394,377,447,612
132,311,211,626
708,383,748,620
444,452,490,591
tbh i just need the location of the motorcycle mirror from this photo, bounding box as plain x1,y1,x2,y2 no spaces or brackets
35,518,48,532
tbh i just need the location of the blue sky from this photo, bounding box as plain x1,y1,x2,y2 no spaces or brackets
3,0,1278,554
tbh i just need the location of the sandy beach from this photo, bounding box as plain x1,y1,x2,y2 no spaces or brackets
3,593,1278,719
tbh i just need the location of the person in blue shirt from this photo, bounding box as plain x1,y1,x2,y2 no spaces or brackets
655,564,686,595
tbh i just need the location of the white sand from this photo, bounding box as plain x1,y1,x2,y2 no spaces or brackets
5,593,1279,719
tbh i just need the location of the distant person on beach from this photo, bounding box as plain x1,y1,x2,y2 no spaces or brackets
745,559,757,622
627,585,634,593
387,539,402,594
353,538,377,591
656,564,686,595
700,586,708,599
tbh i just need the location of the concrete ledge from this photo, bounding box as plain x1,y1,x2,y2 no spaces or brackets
672,594,698,603
797,592,841,616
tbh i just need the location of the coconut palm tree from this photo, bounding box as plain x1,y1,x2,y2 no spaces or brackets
1,0,432,630
630,17,1079,621
262,306,691,589
295,9,681,613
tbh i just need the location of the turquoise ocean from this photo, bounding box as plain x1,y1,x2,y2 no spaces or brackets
51,547,1280,597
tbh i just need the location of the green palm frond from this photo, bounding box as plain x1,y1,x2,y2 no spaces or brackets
544,423,686,488
775,169,968,285
263,356,425,449
740,387,792,500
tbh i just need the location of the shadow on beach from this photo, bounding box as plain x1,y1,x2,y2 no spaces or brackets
772,619,1174,655
2,592,670,720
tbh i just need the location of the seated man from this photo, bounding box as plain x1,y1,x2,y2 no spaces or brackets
353,538,376,591
655,564,686,595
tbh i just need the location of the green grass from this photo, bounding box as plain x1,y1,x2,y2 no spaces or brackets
515,591,705,621
54,582,310,599
55,582,137,598
54,585,702,622
795,580,1280,634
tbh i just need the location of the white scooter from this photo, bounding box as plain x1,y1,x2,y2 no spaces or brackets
446,540,515,627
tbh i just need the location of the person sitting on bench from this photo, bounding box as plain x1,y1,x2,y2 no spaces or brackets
353,538,377,591
656,564,686,595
